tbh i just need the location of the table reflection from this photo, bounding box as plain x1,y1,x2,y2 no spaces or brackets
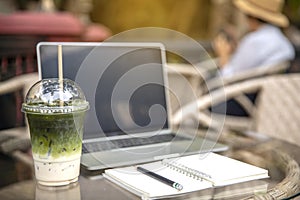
35,182,81,200
0,136,299,200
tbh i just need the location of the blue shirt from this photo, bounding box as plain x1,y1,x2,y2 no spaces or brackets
221,24,295,77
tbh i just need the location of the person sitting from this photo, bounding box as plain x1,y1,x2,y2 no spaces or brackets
214,0,295,77
211,0,295,116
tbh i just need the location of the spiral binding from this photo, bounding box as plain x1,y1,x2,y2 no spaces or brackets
162,159,213,184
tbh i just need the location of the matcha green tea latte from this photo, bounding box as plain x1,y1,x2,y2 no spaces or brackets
22,78,89,186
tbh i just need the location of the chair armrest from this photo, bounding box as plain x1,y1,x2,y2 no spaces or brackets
0,73,39,96
205,61,290,93
0,127,33,170
172,77,264,127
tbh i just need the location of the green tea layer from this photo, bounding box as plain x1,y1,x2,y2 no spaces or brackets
27,112,85,159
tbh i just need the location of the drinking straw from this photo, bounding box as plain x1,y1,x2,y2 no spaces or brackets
58,45,64,107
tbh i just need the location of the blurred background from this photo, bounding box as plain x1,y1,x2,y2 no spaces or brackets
1,0,300,63
1,0,299,39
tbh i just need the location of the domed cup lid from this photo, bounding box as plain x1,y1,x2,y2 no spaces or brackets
22,78,89,114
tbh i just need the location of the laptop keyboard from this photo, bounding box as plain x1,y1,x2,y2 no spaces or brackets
82,134,189,153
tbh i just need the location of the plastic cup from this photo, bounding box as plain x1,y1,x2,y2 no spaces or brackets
22,78,89,186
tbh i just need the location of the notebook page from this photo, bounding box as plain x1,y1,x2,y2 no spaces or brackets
104,161,212,199
166,153,269,186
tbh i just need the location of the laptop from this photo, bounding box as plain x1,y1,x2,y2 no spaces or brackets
36,42,228,174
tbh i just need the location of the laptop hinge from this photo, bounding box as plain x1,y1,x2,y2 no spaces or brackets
83,129,172,143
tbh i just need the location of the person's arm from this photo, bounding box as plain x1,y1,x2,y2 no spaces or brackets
213,26,238,68
213,33,233,67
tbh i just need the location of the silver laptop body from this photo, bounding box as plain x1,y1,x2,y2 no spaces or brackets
36,42,228,174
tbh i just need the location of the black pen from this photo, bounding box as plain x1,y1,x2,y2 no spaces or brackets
137,166,183,191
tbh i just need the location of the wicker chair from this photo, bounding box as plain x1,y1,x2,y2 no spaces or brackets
0,73,38,179
172,73,300,199
167,60,290,118
167,63,206,114
203,61,290,94
172,73,300,145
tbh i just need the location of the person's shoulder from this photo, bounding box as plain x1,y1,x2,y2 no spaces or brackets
241,25,279,44
239,31,264,46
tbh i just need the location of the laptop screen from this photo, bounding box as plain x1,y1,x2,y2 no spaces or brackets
37,43,169,139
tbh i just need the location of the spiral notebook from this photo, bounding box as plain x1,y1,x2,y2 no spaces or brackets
103,153,269,199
